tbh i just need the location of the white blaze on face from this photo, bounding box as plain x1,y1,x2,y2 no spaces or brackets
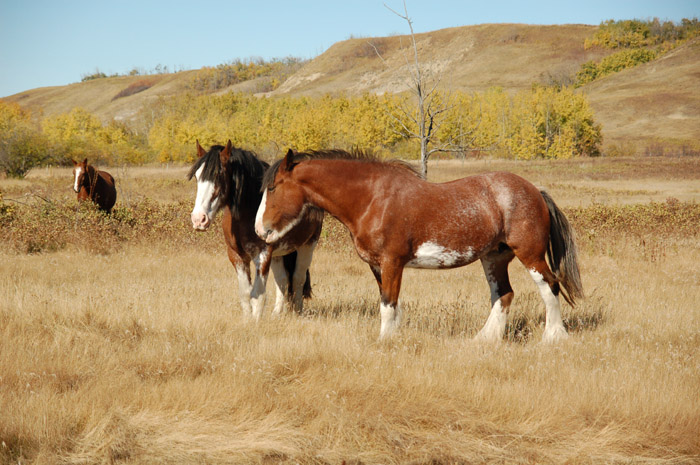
255,189,307,244
73,166,83,193
254,189,268,238
191,164,219,230
407,241,475,269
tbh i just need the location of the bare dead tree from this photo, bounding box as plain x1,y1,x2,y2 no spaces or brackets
379,1,479,177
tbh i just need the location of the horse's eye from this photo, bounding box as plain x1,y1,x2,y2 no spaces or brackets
267,185,276,193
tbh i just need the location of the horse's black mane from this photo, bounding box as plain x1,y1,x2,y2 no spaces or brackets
187,144,269,218
261,148,421,190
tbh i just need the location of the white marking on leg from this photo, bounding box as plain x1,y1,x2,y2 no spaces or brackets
529,269,568,343
235,265,253,317
407,241,475,269
73,167,83,193
250,274,267,321
379,301,401,339
270,257,289,316
475,263,508,343
250,251,270,320
476,300,508,343
291,242,316,311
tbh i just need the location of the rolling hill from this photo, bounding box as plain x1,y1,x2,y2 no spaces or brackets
4,23,699,154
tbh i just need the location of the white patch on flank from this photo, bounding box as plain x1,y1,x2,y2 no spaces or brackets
379,301,401,339
407,241,475,269
73,166,83,193
494,182,514,211
529,268,568,343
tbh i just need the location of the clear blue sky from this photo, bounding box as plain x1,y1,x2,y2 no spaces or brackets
1,0,697,97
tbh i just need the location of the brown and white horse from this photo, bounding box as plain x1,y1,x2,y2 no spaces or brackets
71,158,117,213
189,141,324,319
256,149,583,342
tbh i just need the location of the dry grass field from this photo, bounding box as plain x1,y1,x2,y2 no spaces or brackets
1,157,699,464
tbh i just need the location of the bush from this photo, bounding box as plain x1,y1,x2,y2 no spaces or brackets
576,48,657,86
568,198,700,238
186,57,306,93
585,18,700,49
146,87,602,162
42,108,149,165
0,197,212,255
577,18,699,87
81,70,107,81
0,101,50,178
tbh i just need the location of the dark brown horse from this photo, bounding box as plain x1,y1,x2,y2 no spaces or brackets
71,158,117,213
256,149,583,342
188,141,324,319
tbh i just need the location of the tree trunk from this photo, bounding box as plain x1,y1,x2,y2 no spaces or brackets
420,137,428,179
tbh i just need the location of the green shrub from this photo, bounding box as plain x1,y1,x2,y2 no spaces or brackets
576,49,657,86
186,57,306,93
585,18,700,49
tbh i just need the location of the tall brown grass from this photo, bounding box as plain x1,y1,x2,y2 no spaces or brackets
1,158,699,464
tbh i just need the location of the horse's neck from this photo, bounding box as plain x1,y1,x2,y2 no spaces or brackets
297,160,378,228
83,166,96,194
227,167,263,219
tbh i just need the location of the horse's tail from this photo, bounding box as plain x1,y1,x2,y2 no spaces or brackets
540,190,584,306
282,251,312,302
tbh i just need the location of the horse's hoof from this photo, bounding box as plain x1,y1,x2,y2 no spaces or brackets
541,325,569,343
473,329,504,344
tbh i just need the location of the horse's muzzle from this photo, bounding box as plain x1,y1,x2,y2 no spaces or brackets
191,211,210,231
254,221,272,242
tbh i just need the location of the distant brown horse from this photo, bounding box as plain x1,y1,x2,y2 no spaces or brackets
188,141,324,319
256,149,583,342
71,158,117,213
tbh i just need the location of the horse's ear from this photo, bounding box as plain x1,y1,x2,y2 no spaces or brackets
220,140,232,165
71,159,77,166
82,158,88,166
281,148,297,172
196,140,206,158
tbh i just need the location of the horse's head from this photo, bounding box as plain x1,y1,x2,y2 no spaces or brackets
188,140,268,231
188,140,227,231
71,158,89,194
255,149,307,243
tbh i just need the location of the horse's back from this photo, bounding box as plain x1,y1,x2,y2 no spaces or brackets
473,171,550,252
97,170,117,211
403,171,549,261
100,170,115,186
479,171,544,209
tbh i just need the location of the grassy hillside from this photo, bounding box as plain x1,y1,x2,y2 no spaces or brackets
4,23,699,154
273,24,607,95
584,38,700,152
6,71,197,125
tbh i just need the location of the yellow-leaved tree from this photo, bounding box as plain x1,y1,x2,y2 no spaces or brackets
0,101,49,177
43,107,147,165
